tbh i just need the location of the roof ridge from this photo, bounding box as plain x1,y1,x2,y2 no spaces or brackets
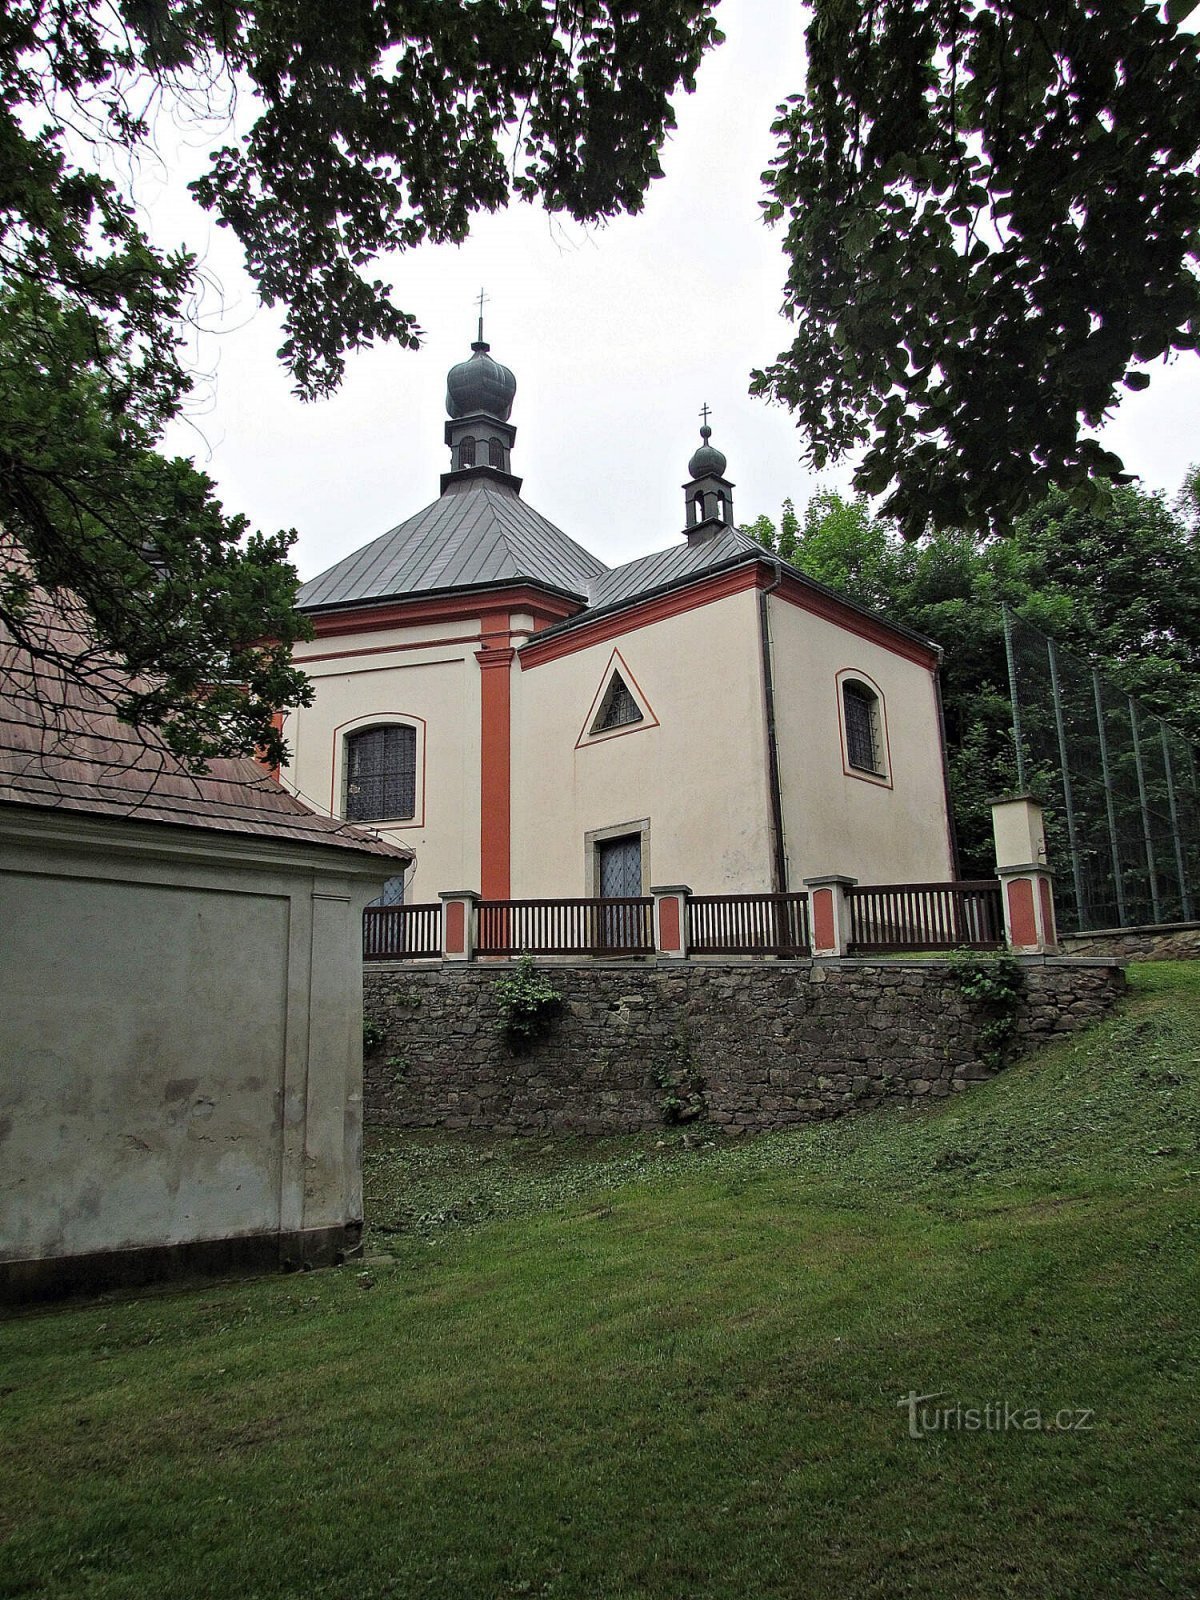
298,478,607,610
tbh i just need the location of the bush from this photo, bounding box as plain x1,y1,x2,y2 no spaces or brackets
949,949,1024,1070
494,956,563,1050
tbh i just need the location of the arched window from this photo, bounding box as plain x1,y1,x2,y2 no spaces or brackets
459,436,476,468
488,437,505,468
344,725,417,821
715,491,726,523
842,681,883,775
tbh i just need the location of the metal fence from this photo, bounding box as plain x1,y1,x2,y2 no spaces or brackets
1004,610,1200,932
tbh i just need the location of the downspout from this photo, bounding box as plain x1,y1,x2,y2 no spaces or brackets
933,658,961,880
758,560,788,893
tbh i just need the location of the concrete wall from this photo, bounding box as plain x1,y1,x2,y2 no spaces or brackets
0,808,387,1299
767,597,955,887
511,588,774,894
284,618,481,902
363,957,1125,1136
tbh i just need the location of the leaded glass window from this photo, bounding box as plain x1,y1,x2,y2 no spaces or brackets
843,682,881,774
368,874,407,908
344,725,416,821
594,672,643,732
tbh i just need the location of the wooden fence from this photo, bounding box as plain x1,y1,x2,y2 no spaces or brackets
363,903,442,961
687,892,811,956
363,881,1008,960
476,897,655,957
847,880,1004,953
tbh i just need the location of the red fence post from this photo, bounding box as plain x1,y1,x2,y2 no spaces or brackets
439,890,480,962
803,875,857,957
651,885,691,959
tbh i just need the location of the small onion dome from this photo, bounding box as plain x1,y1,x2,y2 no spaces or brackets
688,424,727,479
445,340,517,420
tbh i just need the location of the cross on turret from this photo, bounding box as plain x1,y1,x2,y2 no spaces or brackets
683,402,733,540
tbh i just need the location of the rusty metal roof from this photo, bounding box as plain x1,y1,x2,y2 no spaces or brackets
298,475,608,611
0,606,409,862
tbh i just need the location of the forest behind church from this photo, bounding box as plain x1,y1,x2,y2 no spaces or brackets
744,472,1200,875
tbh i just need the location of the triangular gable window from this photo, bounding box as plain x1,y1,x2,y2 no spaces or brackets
576,650,659,748
593,672,643,733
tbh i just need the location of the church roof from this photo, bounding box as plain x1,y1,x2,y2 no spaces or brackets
525,526,940,660
583,526,761,612
298,476,608,611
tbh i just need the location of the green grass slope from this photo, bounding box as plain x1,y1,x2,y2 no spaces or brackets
1,964,1197,1600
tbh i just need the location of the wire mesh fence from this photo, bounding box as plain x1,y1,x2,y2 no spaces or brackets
1004,611,1200,933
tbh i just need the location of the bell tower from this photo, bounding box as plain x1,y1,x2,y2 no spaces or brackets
682,405,735,544
442,297,520,492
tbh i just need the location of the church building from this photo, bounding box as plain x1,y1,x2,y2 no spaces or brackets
281,330,957,905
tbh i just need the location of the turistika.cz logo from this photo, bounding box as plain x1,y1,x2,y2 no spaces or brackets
898,1390,1095,1439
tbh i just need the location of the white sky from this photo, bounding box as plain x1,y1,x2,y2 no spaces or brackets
151,0,1200,584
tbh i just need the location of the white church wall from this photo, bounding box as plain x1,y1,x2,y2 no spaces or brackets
767,598,956,887
284,627,482,902
511,588,776,895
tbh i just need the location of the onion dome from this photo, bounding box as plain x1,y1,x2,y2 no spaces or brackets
688,423,727,479
446,339,516,421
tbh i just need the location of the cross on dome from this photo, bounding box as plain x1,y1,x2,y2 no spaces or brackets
688,406,727,480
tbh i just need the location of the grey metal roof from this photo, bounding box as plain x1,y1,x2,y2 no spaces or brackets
583,526,762,610
298,476,608,610
528,524,941,659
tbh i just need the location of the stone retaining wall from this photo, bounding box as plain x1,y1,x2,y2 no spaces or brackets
1061,923,1200,962
363,957,1125,1137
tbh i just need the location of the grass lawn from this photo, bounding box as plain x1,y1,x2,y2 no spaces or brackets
1,963,1198,1599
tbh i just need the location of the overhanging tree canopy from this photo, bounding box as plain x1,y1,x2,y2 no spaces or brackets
753,0,1200,538
0,0,721,763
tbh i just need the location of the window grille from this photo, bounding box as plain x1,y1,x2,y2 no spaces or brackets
368,874,407,908
598,834,642,897
843,682,881,773
345,725,417,821
459,436,476,467
595,672,643,732
488,437,505,467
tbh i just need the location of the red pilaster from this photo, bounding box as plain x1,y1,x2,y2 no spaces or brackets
812,888,835,953
1006,878,1037,948
1038,876,1056,946
477,609,514,900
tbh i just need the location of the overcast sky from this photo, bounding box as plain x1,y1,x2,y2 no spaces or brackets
155,0,1200,585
